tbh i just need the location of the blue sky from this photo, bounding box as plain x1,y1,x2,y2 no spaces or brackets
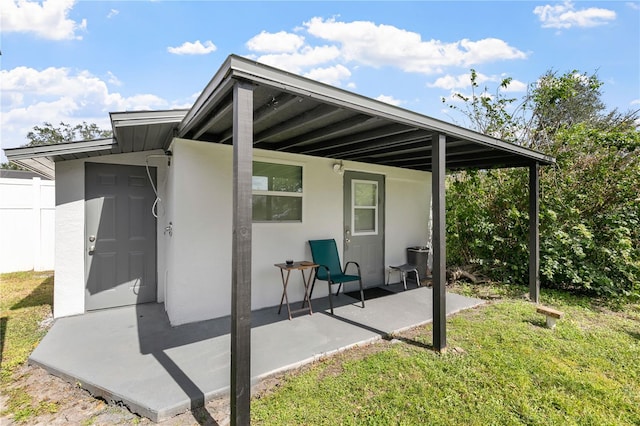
1,0,639,162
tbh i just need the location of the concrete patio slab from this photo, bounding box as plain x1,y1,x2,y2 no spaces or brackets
29,285,483,422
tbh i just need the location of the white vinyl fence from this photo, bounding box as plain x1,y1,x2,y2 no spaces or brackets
0,177,55,273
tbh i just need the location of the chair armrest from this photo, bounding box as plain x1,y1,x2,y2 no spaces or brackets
315,264,332,282
344,261,361,275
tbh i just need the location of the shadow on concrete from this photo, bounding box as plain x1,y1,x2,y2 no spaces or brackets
28,286,483,422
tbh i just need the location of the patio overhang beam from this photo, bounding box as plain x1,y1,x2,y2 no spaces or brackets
351,142,488,164
306,126,427,157
353,149,535,171
343,138,432,161
446,154,529,170
213,93,301,144
178,56,554,174
193,101,233,140
300,124,421,154
446,156,534,171
224,56,554,166
253,103,343,144
264,114,380,151
179,73,237,139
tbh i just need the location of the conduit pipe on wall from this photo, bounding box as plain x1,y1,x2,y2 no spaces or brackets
145,152,172,218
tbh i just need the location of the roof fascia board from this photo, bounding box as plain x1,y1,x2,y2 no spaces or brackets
11,158,55,180
178,56,237,137
110,110,188,128
225,55,554,165
5,138,116,160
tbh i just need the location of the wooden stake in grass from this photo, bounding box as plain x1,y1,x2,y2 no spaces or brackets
536,305,564,329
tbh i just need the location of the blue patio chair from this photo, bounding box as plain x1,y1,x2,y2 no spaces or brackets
308,239,365,314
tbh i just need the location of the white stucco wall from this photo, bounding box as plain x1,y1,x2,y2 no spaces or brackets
165,138,431,326
51,139,431,324
53,151,169,318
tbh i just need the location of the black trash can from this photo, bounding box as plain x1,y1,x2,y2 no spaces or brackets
407,246,430,280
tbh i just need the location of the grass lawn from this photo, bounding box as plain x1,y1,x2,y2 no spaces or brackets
1,271,639,424
0,270,57,421
251,285,640,425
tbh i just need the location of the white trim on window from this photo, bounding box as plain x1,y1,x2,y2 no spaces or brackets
351,179,378,236
252,160,303,222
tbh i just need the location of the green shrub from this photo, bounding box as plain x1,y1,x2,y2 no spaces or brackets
447,123,640,300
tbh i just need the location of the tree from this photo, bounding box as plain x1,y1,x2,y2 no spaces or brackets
442,69,525,143
1,121,112,169
25,121,112,146
445,69,640,300
529,70,605,146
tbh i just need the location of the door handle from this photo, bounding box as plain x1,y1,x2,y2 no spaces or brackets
345,229,351,244
88,245,95,255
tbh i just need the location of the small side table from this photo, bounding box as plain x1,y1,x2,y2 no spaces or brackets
274,261,318,320
386,263,420,290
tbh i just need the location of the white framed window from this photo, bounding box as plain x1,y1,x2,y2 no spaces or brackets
252,161,303,222
351,179,378,235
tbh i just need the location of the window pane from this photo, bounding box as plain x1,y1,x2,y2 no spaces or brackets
253,162,302,193
253,195,302,221
354,182,376,206
252,176,268,191
354,208,375,232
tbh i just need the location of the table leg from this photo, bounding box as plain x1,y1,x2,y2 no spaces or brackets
299,268,314,314
277,268,293,320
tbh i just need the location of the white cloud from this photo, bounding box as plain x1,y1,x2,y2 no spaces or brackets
429,72,492,90
457,39,527,66
534,1,616,29
0,0,87,40
250,45,341,74
376,95,403,106
631,99,640,105
242,17,529,100
304,64,351,86
167,40,217,55
107,71,122,86
171,92,200,110
303,17,527,74
107,9,119,19
429,72,527,93
246,31,305,53
0,66,169,150
628,2,640,11
502,79,528,93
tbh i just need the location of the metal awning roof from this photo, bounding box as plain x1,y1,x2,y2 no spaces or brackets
4,110,188,178
4,54,554,179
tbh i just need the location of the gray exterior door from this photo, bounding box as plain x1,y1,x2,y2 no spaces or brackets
343,171,385,287
85,163,157,311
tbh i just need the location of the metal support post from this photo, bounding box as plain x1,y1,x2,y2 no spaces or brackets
231,80,253,426
432,133,447,352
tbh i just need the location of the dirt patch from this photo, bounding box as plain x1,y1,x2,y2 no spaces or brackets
1,364,232,425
